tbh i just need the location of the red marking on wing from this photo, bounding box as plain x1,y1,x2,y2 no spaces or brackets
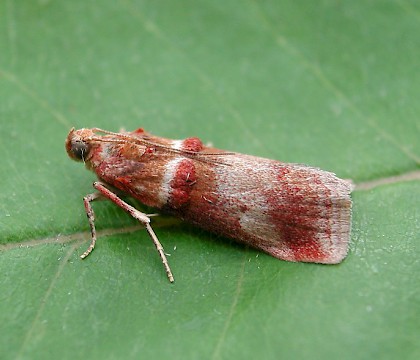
182,137,203,152
266,166,331,261
169,159,197,209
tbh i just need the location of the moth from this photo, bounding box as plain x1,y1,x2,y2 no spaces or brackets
66,127,352,282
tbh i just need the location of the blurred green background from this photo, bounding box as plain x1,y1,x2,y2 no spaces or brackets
1,1,419,359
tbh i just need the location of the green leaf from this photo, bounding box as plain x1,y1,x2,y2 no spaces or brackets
1,1,419,359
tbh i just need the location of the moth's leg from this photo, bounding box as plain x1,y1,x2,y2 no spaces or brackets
81,191,103,259
91,181,174,283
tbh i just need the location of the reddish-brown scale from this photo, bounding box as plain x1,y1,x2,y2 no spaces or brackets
270,168,330,261
277,167,291,177
182,137,203,152
168,159,197,209
119,142,145,159
173,159,245,243
92,138,170,208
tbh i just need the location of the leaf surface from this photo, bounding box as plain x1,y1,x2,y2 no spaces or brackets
1,1,419,359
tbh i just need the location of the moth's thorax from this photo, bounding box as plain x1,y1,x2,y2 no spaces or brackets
73,129,211,209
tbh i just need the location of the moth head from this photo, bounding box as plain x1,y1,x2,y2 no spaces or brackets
65,127,94,162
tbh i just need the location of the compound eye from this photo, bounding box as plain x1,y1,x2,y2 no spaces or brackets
71,140,89,160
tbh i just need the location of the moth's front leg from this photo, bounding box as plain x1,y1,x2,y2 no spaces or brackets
81,191,102,259
81,181,174,283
